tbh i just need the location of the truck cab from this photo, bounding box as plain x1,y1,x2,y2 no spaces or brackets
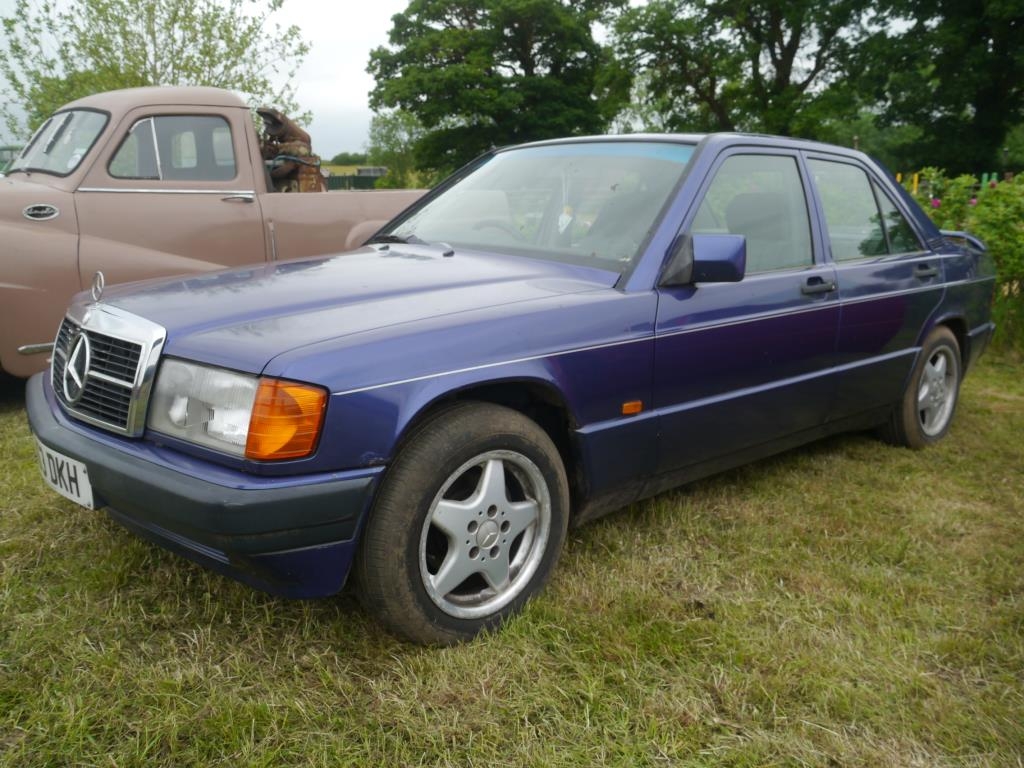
0,86,422,377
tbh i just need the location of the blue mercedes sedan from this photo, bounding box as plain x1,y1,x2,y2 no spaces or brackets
28,134,996,644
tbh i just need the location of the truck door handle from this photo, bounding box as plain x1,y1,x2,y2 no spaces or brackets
801,277,837,295
221,195,255,203
914,263,939,279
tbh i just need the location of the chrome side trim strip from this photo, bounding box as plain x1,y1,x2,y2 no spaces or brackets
838,282,944,308
577,348,919,435
658,300,835,340
654,348,919,419
18,342,54,356
78,187,255,196
332,334,655,397
331,270,997,398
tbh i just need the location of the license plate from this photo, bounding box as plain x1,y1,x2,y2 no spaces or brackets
35,438,94,509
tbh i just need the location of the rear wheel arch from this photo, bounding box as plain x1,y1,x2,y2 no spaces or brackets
941,316,968,369
922,314,968,368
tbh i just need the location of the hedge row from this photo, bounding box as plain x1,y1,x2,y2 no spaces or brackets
908,169,1024,351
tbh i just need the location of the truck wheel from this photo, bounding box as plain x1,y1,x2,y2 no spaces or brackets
355,402,569,645
883,326,961,449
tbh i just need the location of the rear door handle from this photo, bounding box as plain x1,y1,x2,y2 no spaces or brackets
801,277,837,295
914,263,939,279
222,195,255,203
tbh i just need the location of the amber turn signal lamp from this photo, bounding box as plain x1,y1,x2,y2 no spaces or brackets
245,378,327,460
621,400,643,416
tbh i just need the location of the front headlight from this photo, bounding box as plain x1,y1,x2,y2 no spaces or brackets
147,359,326,460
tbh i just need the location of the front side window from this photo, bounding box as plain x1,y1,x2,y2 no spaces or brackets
808,158,922,260
386,141,695,274
109,115,237,181
9,110,108,176
690,154,813,273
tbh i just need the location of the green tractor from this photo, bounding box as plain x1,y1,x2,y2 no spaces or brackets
0,145,23,174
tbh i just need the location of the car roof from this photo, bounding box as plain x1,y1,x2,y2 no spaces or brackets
61,86,249,113
506,132,869,163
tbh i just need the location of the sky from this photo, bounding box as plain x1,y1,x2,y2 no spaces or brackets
273,0,414,156
0,0,643,155
0,0,416,154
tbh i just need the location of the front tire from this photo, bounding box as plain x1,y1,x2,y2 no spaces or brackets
355,402,569,645
883,326,961,449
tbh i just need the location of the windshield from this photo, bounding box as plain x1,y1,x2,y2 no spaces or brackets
387,141,695,273
9,109,108,176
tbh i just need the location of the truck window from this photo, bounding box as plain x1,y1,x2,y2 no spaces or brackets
8,109,108,176
109,115,237,182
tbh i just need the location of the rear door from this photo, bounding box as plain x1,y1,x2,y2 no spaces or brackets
804,156,943,421
75,108,267,288
653,149,840,476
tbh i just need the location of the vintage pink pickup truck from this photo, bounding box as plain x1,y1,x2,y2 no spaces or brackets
1,86,423,377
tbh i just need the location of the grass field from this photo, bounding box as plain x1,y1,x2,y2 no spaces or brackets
1,356,1021,767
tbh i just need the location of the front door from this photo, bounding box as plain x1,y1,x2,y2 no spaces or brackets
653,150,840,477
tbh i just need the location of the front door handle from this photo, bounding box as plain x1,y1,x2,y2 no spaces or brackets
222,195,255,203
915,263,939,279
801,277,837,295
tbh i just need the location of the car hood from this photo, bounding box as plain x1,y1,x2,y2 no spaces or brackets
102,245,621,374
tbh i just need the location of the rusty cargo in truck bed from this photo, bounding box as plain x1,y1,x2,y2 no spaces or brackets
1,86,424,377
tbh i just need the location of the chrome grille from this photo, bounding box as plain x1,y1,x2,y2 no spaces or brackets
90,333,142,380
50,305,166,437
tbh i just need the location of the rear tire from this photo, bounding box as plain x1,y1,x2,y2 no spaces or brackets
355,402,569,645
882,326,961,449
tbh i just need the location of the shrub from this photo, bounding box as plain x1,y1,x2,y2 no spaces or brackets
908,169,1024,352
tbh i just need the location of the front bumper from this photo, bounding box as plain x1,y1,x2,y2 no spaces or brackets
27,373,382,598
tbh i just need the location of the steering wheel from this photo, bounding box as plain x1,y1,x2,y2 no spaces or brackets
472,219,526,242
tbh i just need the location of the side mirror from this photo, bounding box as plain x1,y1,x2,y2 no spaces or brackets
661,233,747,286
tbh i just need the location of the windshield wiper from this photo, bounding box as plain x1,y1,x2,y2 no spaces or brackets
366,233,428,245
43,113,73,155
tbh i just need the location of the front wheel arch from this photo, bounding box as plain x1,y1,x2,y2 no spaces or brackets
390,378,584,512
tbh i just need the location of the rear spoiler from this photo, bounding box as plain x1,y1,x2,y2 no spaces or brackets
940,230,987,255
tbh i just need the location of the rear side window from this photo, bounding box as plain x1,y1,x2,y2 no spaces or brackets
872,180,922,254
690,154,813,273
809,159,922,260
109,115,237,181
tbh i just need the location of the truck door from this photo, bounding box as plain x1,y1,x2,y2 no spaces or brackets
75,107,267,289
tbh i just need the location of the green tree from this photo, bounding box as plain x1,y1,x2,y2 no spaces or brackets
0,0,310,137
614,0,874,137
368,0,630,174
811,110,924,173
328,151,369,166
366,110,428,188
865,0,1024,173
